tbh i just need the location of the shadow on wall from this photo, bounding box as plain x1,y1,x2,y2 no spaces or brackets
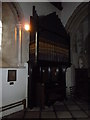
85,33,90,77
0,59,10,68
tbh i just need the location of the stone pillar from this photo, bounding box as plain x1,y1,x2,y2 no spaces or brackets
16,23,22,67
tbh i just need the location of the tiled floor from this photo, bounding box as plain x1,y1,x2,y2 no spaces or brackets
2,97,90,120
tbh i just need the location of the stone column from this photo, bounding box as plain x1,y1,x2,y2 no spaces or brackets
0,20,2,58
16,23,22,67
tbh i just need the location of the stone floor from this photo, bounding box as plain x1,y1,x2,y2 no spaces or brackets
2,97,90,120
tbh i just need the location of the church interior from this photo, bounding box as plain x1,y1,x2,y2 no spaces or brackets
0,1,90,119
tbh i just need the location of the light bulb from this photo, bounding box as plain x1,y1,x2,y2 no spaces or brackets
24,24,30,31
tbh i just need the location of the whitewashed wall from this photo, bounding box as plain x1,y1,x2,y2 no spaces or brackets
0,68,2,119
19,2,61,23
61,2,80,26
0,64,28,117
66,65,75,96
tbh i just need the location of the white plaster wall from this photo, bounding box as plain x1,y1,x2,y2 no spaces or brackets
66,67,71,96
0,64,28,117
0,68,2,119
66,65,75,96
19,2,61,24
2,68,26,105
0,1,2,70
2,3,18,67
61,2,81,26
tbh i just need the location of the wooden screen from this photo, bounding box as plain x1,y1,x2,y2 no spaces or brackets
29,8,70,67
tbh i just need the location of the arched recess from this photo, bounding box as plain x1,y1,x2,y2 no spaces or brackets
65,2,89,68
8,2,24,23
2,2,28,67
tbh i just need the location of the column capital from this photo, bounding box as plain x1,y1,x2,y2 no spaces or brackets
16,22,22,28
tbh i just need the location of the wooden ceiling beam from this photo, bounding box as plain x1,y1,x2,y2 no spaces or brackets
51,2,63,11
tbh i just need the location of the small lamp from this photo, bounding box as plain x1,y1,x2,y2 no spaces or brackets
24,23,30,31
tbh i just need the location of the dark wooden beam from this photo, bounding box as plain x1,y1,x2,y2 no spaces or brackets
51,2,63,11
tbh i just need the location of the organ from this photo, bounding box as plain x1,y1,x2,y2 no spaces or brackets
28,6,71,109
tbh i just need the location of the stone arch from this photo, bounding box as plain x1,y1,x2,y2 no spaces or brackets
2,2,24,67
65,2,88,35
65,2,89,67
8,2,24,23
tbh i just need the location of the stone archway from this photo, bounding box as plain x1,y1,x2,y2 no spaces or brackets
65,3,89,94
65,2,89,68
2,2,29,67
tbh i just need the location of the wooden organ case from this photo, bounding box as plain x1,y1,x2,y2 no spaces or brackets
28,7,70,109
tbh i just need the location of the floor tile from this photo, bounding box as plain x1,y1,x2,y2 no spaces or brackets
56,111,72,118
67,105,81,110
54,105,67,111
79,105,88,110
41,111,56,118
24,111,40,118
64,100,76,105
76,100,88,105
42,106,53,111
54,101,64,105
27,107,40,111
85,110,90,116
71,110,88,118
6,110,24,118
76,118,90,120
2,98,89,119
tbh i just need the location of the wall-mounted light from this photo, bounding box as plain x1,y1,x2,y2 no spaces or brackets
24,23,30,31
